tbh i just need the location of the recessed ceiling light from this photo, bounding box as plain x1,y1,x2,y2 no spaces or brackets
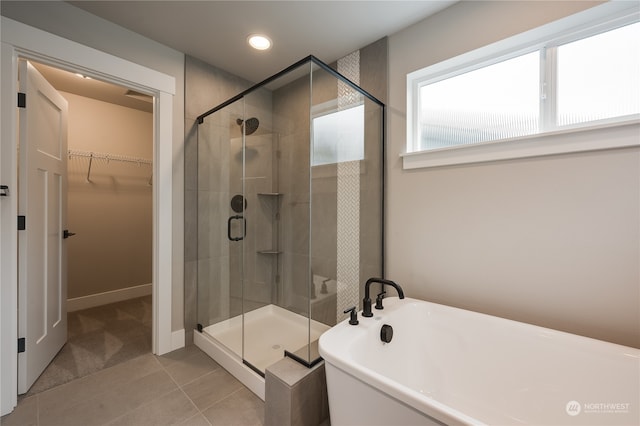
247,34,272,51
74,73,91,79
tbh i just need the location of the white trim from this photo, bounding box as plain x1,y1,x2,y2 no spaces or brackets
67,284,153,312
0,18,174,95
171,329,186,351
402,121,640,169
0,41,19,417
154,90,174,356
194,331,266,401
1,17,176,415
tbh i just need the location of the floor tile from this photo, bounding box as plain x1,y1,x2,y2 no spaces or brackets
4,342,272,426
155,344,204,367
108,389,198,426
0,395,37,426
181,368,244,410
179,412,213,426
38,354,162,414
163,350,221,386
39,369,177,426
29,296,153,396
202,388,264,426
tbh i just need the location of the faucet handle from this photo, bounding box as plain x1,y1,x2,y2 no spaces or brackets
375,291,386,310
343,307,359,325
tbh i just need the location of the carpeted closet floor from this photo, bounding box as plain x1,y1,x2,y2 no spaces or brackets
25,295,152,397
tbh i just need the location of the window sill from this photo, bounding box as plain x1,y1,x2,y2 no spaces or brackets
401,120,640,170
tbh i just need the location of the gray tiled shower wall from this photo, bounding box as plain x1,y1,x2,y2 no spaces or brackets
184,38,388,344
184,56,256,343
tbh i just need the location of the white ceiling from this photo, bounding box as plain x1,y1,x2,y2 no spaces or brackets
6,1,457,111
31,62,154,112
68,0,457,83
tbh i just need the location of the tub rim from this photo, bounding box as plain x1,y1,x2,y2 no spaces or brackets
319,296,640,426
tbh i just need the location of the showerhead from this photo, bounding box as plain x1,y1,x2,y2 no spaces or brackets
236,117,260,136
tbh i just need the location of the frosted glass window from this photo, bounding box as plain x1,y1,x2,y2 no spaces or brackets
557,22,640,126
418,52,540,150
312,104,364,165
407,4,640,164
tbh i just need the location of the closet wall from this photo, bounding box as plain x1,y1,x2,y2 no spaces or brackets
64,91,153,304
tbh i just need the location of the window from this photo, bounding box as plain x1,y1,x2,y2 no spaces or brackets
556,22,639,126
419,51,540,149
312,104,364,166
405,3,640,168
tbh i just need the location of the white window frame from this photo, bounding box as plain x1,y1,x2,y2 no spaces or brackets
404,1,640,169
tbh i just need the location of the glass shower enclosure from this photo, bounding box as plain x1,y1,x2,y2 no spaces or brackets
193,55,384,397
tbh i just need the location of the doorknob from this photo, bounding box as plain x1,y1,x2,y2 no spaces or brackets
63,229,76,239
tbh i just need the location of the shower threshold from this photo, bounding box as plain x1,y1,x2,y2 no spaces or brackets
194,304,330,400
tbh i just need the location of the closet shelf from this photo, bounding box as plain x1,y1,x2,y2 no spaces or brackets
67,149,152,183
68,149,152,165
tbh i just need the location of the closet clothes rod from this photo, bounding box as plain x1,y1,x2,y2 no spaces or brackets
67,149,153,184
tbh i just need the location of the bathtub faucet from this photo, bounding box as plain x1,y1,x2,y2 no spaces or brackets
362,278,404,317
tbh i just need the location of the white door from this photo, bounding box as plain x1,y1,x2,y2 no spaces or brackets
17,60,69,394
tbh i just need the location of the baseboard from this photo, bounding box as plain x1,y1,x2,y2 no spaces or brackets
67,283,152,312
171,329,185,351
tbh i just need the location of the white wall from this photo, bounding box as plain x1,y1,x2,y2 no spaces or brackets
387,1,639,348
1,1,186,331
64,92,153,300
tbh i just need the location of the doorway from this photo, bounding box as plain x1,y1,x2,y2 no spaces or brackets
20,61,154,395
1,17,176,416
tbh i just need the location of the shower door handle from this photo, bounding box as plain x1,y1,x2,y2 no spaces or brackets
227,215,246,241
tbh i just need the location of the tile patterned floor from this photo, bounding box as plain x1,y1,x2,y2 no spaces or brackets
26,296,153,397
2,346,264,426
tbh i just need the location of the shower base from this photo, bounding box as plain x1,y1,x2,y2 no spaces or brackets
194,304,330,400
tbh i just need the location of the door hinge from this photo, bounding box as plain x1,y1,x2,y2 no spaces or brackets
17,92,26,108
18,215,26,230
18,338,25,353
0,185,8,197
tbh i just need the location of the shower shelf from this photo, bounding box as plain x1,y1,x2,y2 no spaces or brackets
257,192,282,196
257,250,282,255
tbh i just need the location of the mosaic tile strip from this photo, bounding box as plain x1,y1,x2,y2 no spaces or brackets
336,51,361,322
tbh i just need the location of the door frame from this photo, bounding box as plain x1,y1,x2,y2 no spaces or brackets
1,17,175,414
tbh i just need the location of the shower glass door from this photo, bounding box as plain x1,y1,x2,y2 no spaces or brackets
240,88,280,374
195,55,384,377
196,97,245,360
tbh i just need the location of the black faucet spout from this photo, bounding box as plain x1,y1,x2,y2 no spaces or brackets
362,278,404,317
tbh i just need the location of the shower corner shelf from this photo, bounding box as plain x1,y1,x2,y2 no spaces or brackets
257,192,283,196
257,250,282,255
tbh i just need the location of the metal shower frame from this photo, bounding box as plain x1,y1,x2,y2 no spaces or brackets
195,54,386,279
195,55,387,369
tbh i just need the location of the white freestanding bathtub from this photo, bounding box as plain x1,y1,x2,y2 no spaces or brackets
319,297,639,425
